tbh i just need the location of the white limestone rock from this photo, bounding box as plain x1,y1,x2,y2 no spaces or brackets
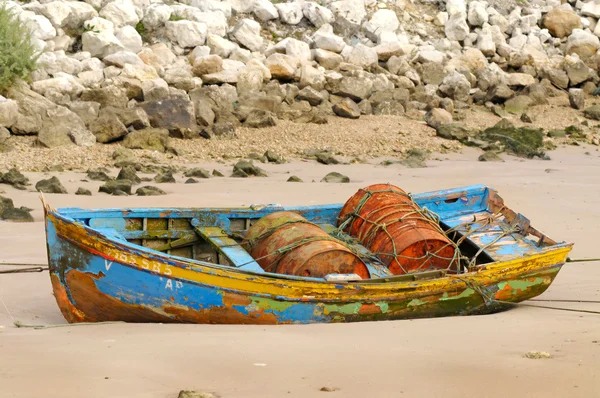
446,0,466,17
0,98,19,129
581,1,600,18
99,0,139,29
78,70,105,87
22,14,56,41
104,51,144,68
434,12,449,27
207,35,238,58
253,0,278,22
467,1,488,27
330,0,367,28
224,0,256,14
116,26,142,53
363,9,399,42
303,2,334,27
477,27,496,56
266,53,299,80
32,74,85,100
82,30,124,59
165,21,208,48
299,64,326,90
142,4,171,31
566,28,600,58
313,25,346,53
39,1,72,28
230,19,264,52
314,49,344,69
286,39,312,63
445,13,469,41
346,44,378,69
275,2,304,25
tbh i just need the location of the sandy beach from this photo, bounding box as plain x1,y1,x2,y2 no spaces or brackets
1,145,599,398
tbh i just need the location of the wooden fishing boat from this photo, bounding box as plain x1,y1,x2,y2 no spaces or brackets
42,184,573,325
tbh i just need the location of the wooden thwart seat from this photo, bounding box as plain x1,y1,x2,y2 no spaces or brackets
191,219,264,273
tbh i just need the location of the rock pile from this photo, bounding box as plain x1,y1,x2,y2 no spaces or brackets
1,0,600,151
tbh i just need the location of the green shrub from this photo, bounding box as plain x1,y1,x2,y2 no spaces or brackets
0,3,39,91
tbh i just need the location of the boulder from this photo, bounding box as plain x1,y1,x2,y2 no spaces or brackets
87,169,111,181
37,106,95,148
117,165,141,184
265,54,298,81
253,0,279,21
543,8,582,39
0,98,18,128
569,89,585,110
122,128,169,151
165,21,207,48
80,86,128,108
112,147,137,167
467,1,488,27
192,55,223,77
581,1,600,18
321,172,349,183
142,4,171,30
566,29,600,59
103,50,144,68
565,58,594,86
116,26,142,53
206,35,237,58
346,44,378,69
0,169,30,190
275,3,304,25
332,98,360,119
313,27,345,53
504,96,533,115
139,99,197,139
584,104,600,120
35,176,67,194
244,110,277,128
75,187,92,196
425,108,453,129
436,123,474,141
445,13,469,41
99,0,139,28
439,72,471,102
184,168,211,178
1,207,34,222
332,76,374,101
314,49,343,69
89,115,128,143
303,2,334,27
154,170,176,183
230,19,263,52
99,180,132,195
297,86,323,106
232,160,268,177
136,186,166,196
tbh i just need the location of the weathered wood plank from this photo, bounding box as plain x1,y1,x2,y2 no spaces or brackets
191,220,264,273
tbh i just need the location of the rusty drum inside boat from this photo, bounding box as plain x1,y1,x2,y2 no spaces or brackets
337,184,457,275
243,211,370,279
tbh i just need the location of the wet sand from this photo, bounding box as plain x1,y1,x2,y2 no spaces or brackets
1,146,599,398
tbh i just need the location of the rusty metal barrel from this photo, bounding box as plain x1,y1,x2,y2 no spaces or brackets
337,184,457,275
243,211,370,279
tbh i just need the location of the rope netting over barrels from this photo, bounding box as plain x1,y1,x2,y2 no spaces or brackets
336,187,464,274
241,187,527,276
241,219,370,273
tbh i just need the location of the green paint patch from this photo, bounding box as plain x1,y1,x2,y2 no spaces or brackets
407,298,427,307
376,302,389,313
508,278,544,291
250,297,296,312
440,288,475,301
323,302,362,315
